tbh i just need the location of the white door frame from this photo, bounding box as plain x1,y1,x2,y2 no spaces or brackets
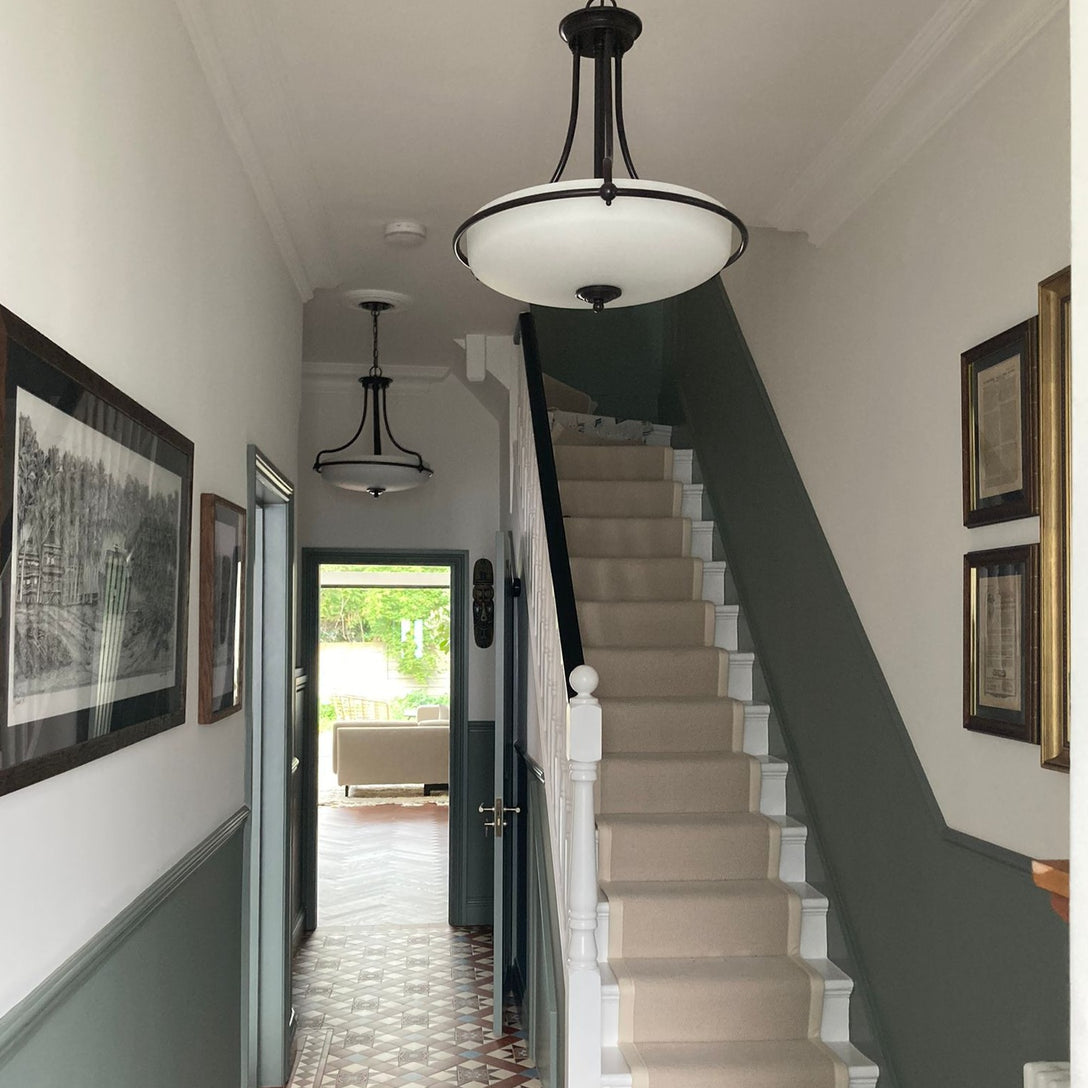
241,446,295,1088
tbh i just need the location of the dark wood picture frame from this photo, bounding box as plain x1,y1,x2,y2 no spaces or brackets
0,307,193,796
1038,266,1071,771
199,493,246,724
964,544,1039,743
961,318,1039,526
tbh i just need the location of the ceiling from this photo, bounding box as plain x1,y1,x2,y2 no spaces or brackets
183,0,966,370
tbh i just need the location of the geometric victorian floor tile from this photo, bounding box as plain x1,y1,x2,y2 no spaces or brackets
288,926,541,1088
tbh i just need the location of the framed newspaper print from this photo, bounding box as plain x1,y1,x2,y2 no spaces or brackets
1038,266,1071,771
198,493,245,724
0,306,193,796
963,545,1039,743
961,319,1038,527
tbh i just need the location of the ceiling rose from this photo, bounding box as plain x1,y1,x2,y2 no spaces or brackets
453,0,747,312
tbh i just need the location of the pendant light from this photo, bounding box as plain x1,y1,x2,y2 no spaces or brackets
312,300,433,497
453,0,748,312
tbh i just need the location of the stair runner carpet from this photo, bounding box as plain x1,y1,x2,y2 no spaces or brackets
556,443,848,1088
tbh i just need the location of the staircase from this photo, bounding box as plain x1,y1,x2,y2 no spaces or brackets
553,439,878,1088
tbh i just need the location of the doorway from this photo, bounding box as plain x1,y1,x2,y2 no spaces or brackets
316,560,452,925
300,548,488,929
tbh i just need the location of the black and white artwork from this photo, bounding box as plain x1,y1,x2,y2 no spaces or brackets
0,305,192,795
10,389,183,727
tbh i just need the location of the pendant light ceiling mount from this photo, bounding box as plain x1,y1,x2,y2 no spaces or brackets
454,0,748,313
312,294,433,498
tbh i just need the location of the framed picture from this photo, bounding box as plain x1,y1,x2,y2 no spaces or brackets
199,494,246,723
961,319,1038,526
0,307,193,796
963,545,1039,743
1038,266,1071,771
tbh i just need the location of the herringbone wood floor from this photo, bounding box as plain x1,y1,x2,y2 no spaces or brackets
318,803,449,926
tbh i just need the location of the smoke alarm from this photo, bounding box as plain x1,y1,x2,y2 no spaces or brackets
383,220,427,247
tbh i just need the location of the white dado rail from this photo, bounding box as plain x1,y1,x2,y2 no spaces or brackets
511,337,603,1088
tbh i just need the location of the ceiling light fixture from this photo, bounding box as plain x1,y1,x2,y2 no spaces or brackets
312,300,433,497
453,0,748,313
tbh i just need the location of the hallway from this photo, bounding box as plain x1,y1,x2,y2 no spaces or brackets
288,801,540,1087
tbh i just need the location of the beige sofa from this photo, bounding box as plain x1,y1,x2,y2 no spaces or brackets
332,705,449,794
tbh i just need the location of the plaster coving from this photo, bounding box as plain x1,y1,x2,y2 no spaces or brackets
173,0,340,301
767,0,1068,246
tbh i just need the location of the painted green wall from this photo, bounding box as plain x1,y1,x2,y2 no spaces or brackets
452,720,497,925
664,278,1068,1087
530,302,670,422
0,826,244,1088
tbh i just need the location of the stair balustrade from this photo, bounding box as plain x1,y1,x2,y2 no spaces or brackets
511,315,603,1088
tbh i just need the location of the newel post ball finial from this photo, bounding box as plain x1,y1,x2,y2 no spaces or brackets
569,664,599,702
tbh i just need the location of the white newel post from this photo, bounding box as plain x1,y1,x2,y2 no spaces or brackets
566,664,602,1088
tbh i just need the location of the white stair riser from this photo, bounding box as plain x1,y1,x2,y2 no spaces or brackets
743,704,770,755
778,823,807,883
691,521,714,562
671,449,694,484
821,978,853,1043
701,561,725,605
714,604,739,650
602,983,620,1047
682,484,704,521
757,758,788,816
727,652,754,701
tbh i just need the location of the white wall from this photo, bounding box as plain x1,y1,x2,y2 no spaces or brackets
0,0,302,1014
298,373,500,720
727,15,1070,857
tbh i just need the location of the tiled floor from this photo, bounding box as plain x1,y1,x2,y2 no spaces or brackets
288,798,541,1088
289,925,538,1087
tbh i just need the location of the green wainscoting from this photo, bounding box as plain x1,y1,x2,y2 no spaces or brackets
0,810,247,1088
663,278,1069,1087
451,720,496,926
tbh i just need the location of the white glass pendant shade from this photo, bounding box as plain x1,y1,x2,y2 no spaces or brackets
460,179,737,309
320,456,433,495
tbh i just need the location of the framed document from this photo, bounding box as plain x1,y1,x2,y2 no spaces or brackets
198,494,246,723
1038,267,1071,771
964,545,1039,743
961,319,1038,526
0,307,193,796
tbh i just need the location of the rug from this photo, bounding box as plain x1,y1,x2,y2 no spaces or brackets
318,783,450,809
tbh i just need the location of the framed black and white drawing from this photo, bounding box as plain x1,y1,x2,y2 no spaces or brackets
199,493,245,723
960,319,1039,527
0,307,193,795
963,544,1039,744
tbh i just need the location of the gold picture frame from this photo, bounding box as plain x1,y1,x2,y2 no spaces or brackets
1038,266,1071,771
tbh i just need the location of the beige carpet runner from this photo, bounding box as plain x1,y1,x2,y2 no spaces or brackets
556,443,848,1088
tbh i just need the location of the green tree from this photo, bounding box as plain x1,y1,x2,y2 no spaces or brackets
319,570,450,685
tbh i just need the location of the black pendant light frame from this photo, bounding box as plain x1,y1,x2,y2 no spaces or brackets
452,0,749,312
312,301,433,498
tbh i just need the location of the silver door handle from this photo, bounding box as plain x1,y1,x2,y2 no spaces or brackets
479,797,521,837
